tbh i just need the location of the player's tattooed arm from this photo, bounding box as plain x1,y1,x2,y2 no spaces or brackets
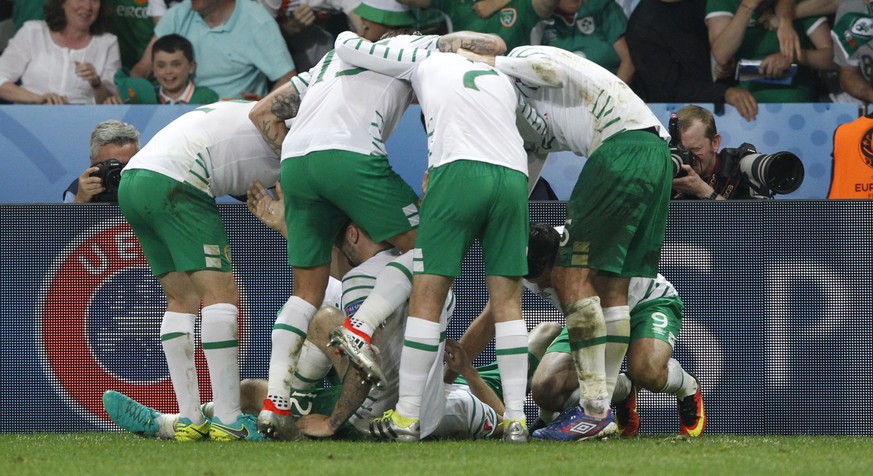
326,368,373,433
295,371,372,438
271,91,300,120
249,82,301,155
438,31,506,56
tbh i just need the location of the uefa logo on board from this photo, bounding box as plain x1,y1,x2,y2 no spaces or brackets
37,219,249,426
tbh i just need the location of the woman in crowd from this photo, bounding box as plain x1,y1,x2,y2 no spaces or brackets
0,0,120,104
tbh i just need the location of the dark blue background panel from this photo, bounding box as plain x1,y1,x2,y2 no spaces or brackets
1,201,871,434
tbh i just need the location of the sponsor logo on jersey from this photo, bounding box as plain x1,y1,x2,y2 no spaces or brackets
344,299,363,318
115,3,149,19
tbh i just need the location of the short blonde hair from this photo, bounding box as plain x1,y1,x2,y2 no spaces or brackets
676,104,717,140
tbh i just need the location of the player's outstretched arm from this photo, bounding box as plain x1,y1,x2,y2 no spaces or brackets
444,301,497,384
494,49,566,88
333,31,427,79
437,31,506,56
445,340,506,416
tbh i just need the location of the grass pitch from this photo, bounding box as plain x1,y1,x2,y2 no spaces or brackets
2,433,871,476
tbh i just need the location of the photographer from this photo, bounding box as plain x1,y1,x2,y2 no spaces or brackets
670,104,803,200
63,120,140,203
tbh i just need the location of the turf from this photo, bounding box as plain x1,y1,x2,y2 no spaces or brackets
2,434,872,475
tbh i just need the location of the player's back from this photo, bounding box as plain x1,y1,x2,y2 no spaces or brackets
413,53,526,174
281,51,415,159
508,45,666,156
125,100,279,198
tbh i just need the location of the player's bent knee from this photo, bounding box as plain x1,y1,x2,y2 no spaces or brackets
626,362,667,392
531,375,566,411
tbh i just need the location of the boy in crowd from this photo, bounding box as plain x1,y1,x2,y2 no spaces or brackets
118,34,218,105
151,33,218,104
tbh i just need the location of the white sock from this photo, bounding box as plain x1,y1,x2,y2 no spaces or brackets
347,251,414,339
494,320,528,421
612,372,633,402
291,340,332,389
603,306,630,400
201,303,241,424
267,296,316,409
396,317,441,419
160,311,204,423
565,296,609,417
661,358,698,398
157,414,180,439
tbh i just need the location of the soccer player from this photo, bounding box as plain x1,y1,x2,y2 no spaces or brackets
458,45,674,440
525,224,705,437
300,229,498,441
104,213,498,441
448,223,705,438
249,28,508,440
116,99,302,442
331,32,551,443
445,321,565,420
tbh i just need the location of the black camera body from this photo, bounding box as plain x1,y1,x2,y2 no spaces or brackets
668,113,695,177
90,158,125,202
671,147,696,178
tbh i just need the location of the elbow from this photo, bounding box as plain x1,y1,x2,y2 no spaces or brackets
711,52,733,70
0,81,17,101
248,103,265,129
536,61,566,88
490,35,508,56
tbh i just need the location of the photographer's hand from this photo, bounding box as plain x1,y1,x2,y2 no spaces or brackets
74,166,104,203
672,165,721,200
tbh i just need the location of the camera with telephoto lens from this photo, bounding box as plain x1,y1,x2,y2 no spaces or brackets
668,113,696,177
719,143,805,198
90,158,125,202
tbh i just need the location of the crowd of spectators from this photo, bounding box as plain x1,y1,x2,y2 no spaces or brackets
0,0,851,108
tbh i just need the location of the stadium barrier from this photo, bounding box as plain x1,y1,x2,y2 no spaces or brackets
2,201,870,435
0,102,857,204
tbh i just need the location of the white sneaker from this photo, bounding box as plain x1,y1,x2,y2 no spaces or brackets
502,419,530,443
328,325,386,389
